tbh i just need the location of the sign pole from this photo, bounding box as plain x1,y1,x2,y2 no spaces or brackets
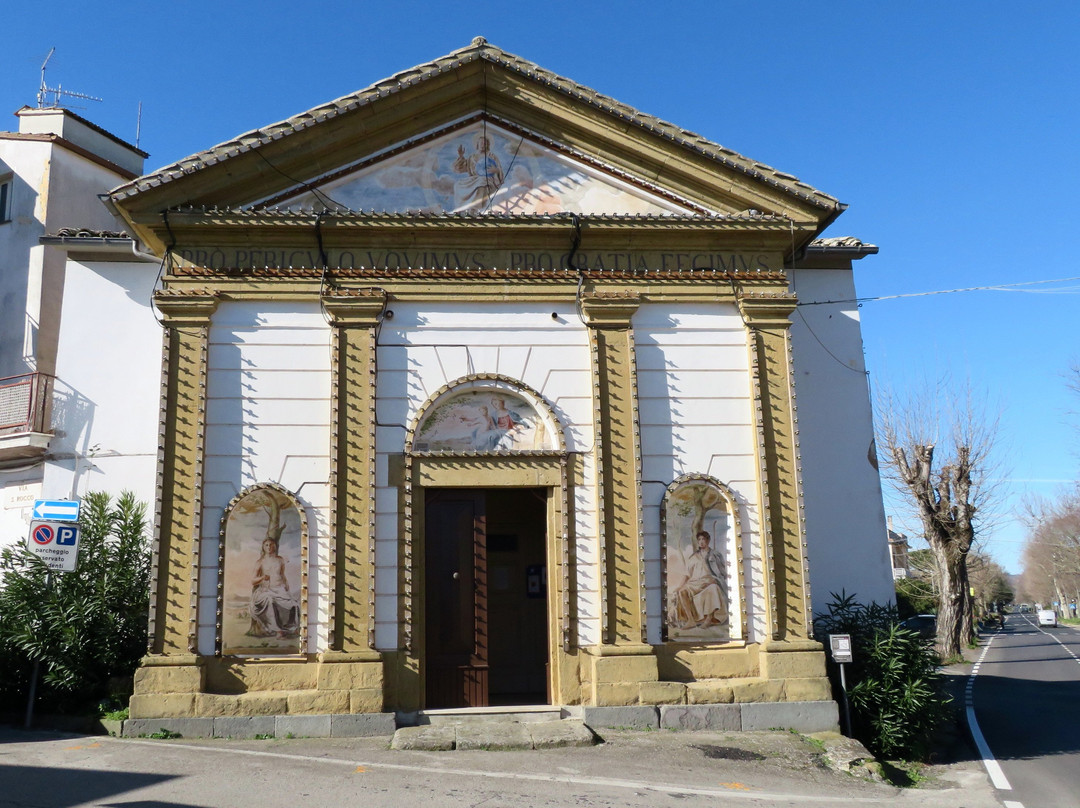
828,633,854,737
24,571,52,729
837,661,852,737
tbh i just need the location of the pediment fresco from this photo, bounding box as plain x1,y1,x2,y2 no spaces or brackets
278,122,695,216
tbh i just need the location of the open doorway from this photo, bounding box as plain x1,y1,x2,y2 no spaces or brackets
424,487,548,708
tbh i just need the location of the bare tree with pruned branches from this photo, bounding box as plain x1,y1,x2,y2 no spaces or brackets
876,380,1004,660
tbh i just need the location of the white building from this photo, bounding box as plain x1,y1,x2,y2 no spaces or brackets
0,106,149,545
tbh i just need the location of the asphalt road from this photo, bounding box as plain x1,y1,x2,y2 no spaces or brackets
969,613,1080,807
0,723,999,808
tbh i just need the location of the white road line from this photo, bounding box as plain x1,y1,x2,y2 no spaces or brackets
116,737,894,804
1002,801,1025,808
966,630,1013,792
1021,614,1080,664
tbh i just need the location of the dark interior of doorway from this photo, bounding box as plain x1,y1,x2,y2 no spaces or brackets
424,486,548,709
486,487,548,706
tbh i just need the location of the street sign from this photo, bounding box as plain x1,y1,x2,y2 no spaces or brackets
829,634,853,664
32,499,80,522
26,520,80,572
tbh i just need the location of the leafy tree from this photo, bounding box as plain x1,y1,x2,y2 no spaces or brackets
894,548,938,617
968,551,1013,615
0,491,150,714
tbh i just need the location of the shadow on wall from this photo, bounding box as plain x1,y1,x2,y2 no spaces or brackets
46,379,95,495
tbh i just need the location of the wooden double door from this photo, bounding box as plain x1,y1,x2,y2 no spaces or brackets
424,488,548,709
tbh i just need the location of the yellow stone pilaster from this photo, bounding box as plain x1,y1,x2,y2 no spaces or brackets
323,290,386,653
151,291,218,656
580,292,647,648
740,293,811,641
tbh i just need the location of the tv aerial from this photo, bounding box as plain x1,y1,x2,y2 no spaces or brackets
36,48,102,109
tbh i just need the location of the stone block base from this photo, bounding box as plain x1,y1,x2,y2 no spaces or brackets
583,702,837,735
660,704,740,731
582,705,659,730
122,712,398,739
740,701,838,733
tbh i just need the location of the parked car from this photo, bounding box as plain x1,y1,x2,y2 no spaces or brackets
901,614,937,640
1037,609,1058,627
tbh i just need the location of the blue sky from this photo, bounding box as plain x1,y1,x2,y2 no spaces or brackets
5,2,1078,573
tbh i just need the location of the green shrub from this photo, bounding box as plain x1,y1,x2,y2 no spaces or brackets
813,591,951,761
848,624,952,760
0,491,150,714
894,575,938,619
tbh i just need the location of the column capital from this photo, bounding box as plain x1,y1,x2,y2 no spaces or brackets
154,290,219,325
580,292,641,329
737,292,797,327
322,289,387,327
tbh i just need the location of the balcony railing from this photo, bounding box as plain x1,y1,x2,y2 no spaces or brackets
0,372,53,436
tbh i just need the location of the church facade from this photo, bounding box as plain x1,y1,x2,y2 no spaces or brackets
105,38,889,726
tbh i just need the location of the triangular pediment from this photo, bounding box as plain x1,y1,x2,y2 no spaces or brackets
110,38,845,254
271,121,695,216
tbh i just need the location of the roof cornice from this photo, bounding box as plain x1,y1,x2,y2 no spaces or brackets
109,37,841,214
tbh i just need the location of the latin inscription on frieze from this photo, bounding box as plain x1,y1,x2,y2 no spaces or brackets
175,247,776,273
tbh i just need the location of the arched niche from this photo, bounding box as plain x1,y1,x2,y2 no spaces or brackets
400,375,571,659
217,482,309,656
661,474,746,643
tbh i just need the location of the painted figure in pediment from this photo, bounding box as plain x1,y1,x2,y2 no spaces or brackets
453,134,505,210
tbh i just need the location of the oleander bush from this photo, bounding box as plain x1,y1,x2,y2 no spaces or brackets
0,491,150,715
813,591,952,761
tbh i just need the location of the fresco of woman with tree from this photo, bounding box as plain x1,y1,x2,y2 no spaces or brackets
221,485,305,655
663,477,737,642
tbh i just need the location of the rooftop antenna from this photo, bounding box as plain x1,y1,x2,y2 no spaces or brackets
37,48,102,109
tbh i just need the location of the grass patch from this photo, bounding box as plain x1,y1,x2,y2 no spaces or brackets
144,728,182,740
876,760,927,788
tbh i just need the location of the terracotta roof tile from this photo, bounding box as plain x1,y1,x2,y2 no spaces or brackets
111,38,839,211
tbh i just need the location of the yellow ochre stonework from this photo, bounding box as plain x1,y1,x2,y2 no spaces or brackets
119,40,844,722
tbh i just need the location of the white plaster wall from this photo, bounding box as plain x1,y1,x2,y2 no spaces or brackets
0,139,51,377
789,268,894,616
201,302,332,654
634,304,765,643
0,470,43,550
374,302,597,648
40,258,159,524
0,137,133,378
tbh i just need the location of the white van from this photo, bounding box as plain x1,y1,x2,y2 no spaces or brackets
1037,609,1057,627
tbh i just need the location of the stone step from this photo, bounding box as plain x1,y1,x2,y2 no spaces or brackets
391,718,596,751
418,704,576,725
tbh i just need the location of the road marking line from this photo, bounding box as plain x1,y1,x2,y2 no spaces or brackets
1023,615,1080,665
1002,801,1024,808
115,737,893,804
967,633,1013,791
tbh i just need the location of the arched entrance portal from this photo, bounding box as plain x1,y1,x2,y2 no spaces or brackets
424,487,549,708
404,375,570,711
